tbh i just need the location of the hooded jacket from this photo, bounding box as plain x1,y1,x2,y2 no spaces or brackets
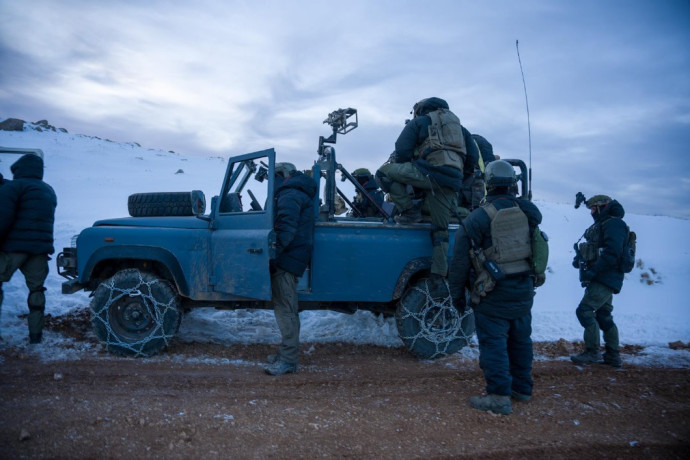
272,171,317,276
448,191,542,319
0,154,57,255
584,200,627,293
393,97,479,191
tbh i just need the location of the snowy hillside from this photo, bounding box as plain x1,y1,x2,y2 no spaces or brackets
1,122,689,366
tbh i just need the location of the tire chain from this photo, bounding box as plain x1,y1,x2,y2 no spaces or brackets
398,278,475,359
93,270,178,357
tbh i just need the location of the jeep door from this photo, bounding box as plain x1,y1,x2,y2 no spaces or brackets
210,149,274,300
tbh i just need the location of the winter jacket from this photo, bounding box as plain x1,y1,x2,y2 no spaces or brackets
394,97,479,191
0,154,57,255
272,171,317,276
352,178,384,217
582,200,627,293
448,192,542,319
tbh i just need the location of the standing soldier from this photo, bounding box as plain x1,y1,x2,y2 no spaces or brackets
448,160,542,415
570,195,627,368
0,154,57,344
265,162,317,376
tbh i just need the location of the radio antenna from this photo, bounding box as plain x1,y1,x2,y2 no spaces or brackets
516,39,532,200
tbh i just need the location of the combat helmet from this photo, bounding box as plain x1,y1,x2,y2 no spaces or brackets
352,168,373,184
275,162,296,178
484,160,516,189
585,195,612,208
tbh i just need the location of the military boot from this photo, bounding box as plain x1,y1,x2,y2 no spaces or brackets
602,347,622,368
265,360,297,376
29,332,43,344
511,391,531,402
394,202,422,224
469,394,512,415
570,348,602,364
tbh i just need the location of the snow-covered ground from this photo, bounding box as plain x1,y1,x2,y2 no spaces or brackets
1,122,689,367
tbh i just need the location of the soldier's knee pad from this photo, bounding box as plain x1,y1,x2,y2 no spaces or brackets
575,305,596,328
596,309,615,332
28,287,46,311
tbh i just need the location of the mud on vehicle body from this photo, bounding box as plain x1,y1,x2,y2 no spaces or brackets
57,109,530,359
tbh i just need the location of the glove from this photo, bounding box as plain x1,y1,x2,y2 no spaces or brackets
534,273,546,288
572,256,580,269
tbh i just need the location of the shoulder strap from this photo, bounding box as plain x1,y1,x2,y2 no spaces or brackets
482,202,498,220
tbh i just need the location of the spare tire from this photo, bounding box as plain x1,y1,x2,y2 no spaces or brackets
128,190,206,217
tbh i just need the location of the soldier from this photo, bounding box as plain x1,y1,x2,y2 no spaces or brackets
376,97,478,285
349,168,384,218
0,154,57,344
448,160,542,415
570,195,627,368
265,162,317,376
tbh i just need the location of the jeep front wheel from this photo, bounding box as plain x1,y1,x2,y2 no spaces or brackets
395,278,475,359
90,269,182,357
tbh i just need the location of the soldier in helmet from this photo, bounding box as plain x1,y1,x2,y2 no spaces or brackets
448,160,542,415
265,162,317,376
570,195,627,368
375,97,478,286
349,168,384,217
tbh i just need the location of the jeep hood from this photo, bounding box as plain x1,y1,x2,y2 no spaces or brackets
93,216,210,229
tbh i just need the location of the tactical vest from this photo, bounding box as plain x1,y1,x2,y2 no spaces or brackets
578,221,602,264
483,202,532,275
414,109,466,172
579,217,634,272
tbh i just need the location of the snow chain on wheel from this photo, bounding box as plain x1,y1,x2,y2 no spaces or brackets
128,190,206,217
90,269,183,357
396,278,475,359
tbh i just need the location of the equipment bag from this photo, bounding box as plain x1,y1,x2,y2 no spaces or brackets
483,203,532,275
424,108,467,155
620,227,637,273
531,226,549,275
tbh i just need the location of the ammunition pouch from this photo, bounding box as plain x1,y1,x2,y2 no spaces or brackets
578,242,598,263
422,149,464,172
468,248,496,305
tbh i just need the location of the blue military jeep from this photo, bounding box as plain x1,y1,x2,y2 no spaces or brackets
57,109,529,359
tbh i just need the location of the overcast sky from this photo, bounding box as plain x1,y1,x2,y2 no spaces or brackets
1,0,689,218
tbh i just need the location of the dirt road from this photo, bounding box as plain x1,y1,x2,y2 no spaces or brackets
1,340,689,459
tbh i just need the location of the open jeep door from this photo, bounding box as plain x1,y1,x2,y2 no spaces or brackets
209,149,275,300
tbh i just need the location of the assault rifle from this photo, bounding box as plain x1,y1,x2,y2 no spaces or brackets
573,191,591,286
572,242,590,287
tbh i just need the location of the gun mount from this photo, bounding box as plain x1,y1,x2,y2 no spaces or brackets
313,108,390,221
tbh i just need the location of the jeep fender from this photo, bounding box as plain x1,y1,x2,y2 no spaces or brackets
392,257,432,300
81,246,189,296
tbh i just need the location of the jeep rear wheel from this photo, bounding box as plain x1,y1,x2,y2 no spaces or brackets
91,269,182,357
395,278,475,359
128,190,206,217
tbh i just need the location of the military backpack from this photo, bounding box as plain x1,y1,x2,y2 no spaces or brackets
619,225,637,273
415,108,466,172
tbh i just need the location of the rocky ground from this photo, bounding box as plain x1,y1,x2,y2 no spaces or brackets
0,314,689,459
